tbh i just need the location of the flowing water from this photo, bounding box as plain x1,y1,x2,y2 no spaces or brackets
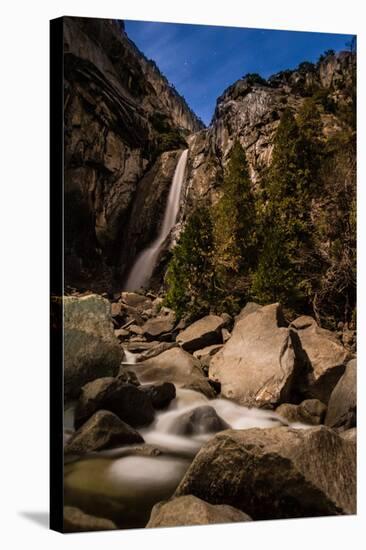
124,149,189,291
64,365,308,528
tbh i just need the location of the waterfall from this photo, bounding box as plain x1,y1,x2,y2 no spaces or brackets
124,149,189,291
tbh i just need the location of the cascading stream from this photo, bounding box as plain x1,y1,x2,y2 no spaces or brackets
124,149,189,291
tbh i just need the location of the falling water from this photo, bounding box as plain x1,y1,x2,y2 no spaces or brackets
124,149,189,291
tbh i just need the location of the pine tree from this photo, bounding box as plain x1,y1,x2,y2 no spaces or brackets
165,206,214,319
212,141,257,311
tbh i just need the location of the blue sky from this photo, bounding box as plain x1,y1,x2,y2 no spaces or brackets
125,20,355,125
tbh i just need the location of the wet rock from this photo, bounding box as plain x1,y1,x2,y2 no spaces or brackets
146,495,251,528
74,377,155,429
116,367,140,386
176,426,356,519
291,315,351,403
171,406,230,436
65,410,144,456
141,382,176,410
176,315,225,352
64,506,116,532
325,359,356,430
276,399,327,425
209,303,298,407
64,295,122,399
130,347,215,398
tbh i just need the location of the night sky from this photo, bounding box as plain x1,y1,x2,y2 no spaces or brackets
124,20,355,126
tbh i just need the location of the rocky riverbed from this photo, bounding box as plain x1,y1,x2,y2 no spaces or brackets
62,290,356,532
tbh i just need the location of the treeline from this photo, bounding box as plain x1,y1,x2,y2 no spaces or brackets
165,95,356,328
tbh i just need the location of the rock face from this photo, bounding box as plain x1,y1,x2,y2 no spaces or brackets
130,347,215,397
171,406,230,436
209,303,298,407
291,316,350,403
325,359,356,429
63,17,203,287
176,315,225,351
64,295,122,399
146,495,251,528
276,399,327,425
64,410,143,456
74,377,155,429
176,426,356,519
64,506,116,532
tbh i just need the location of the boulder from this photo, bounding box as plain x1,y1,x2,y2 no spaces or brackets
340,428,356,443
146,495,251,528
140,382,176,410
193,344,223,370
276,399,327,425
121,292,152,311
176,315,225,352
234,302,262,323
137,342,178,361
64,506,116,532
64,410,143,456
209,303,298,407
171,406,230,436
64,295,122,399
291,315,350,403
142,311,176,340
175,426,356,519
74,377,155,429
114,328,129,341
130,347,215,398
325,359,356,429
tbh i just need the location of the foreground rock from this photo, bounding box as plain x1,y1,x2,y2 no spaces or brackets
209,303,298,407
64,295,122,399
65,410,143,456
276,399,327,425
146,495,251,528
325,359,356,430
175,426,356,519
171,406,230,436
74,377,155,429
64,506,116,532
291,316,351,403
140,383,176,409
131,348,215,398
176,315,225,352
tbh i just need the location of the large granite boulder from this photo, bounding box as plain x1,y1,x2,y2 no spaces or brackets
325,359,356,429
74,377,155,429
209,303,298,407
291,316,351,403
276,399,327,425
64,410,143,456
130,347,215,398
171,406,230,436
64,295,122,399
176,315,225,352
63,506,116,532
175,426,356,519
146,495,251,528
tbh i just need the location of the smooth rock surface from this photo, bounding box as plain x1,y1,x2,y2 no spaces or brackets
325,359,356,429
291,315,350,403
175,426,356,519
146,495,252,528
171,406,230,436
130,347,215,398
74,377,155,429
176,315,225,352
64,295,122,399
65,410,143,456
209,303,298,407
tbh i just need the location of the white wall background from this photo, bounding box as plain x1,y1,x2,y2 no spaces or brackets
0,1,364,548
